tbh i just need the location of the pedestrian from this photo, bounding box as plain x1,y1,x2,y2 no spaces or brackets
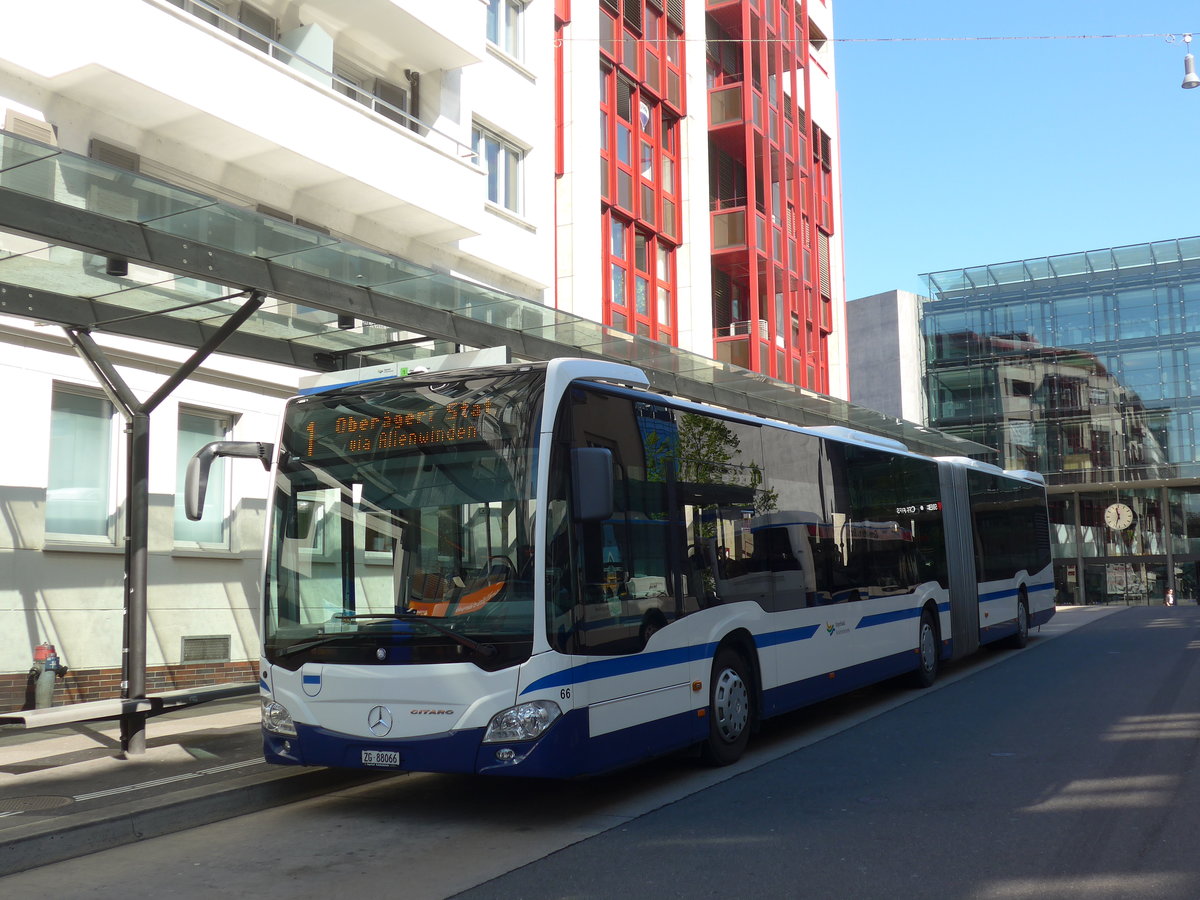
1165,588,1176,607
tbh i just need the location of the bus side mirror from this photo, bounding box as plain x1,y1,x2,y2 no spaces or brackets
186,441,274,521
571,447,613,522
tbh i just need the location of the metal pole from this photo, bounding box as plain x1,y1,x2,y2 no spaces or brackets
1162,485,1174,601
121,410,150,756
1073,490,1086,605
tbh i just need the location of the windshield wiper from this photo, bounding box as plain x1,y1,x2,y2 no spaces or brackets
335,613,497,658
275,632,367,659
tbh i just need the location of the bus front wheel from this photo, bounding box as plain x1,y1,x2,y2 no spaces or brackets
702,648,752,766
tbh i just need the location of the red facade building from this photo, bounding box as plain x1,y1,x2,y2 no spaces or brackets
556,0,844,395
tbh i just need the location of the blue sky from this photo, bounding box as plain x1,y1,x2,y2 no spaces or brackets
833,1,1200,301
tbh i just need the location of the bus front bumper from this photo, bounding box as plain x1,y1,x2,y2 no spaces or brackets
263,709,592,778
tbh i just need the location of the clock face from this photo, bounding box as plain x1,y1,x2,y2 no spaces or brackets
1105,503,1134,530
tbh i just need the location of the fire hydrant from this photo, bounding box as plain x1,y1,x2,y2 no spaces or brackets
31,643,68,708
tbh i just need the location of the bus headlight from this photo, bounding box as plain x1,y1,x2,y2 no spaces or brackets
482,700,562,743
262,699,297,736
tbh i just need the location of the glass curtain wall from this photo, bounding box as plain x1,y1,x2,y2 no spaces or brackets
923,239,1200,605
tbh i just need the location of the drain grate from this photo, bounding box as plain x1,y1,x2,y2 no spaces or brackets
0,795,75,813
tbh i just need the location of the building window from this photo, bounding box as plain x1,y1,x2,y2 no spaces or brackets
46,388,119,540
333,58,374,107
486,0,524,59
334,59,419,132
168,1,276,53
234,2,276,53
473,123,524,214
175,410,233,546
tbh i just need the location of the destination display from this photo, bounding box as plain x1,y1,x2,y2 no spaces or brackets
297,399,496,458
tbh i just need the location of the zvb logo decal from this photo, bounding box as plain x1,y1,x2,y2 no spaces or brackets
367,705,393,736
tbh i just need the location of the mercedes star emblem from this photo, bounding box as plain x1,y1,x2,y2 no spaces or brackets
367,705,393,736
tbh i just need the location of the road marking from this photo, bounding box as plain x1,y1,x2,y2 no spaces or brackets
71,759,263,802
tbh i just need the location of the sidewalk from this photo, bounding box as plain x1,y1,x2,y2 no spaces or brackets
0,696,377,877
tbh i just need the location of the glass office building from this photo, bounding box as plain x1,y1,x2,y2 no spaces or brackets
923,237,1200,605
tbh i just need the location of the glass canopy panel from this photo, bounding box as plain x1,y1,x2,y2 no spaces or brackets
272,241,428,286
115,284,273,324
372,272,462,312
0,156,64,201
44,154,217,223
1178,237,1200,262
961,268,986,289
1085,249,1116,274
575,332,662,363
1023,259,1051,280
986,261,1027,287
1150,239,1184,264
459,295,558,332
148,204,336,258
1112,244,1154,270
1048,253,1087,277
640,353,716,380
712,366,774,393
924,270,971,296
0,245,178,300
0,134,59,174
519,318,608,348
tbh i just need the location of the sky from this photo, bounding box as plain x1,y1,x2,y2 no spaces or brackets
832,1,1200,302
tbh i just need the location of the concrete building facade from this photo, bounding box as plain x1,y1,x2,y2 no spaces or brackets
846,289,925,423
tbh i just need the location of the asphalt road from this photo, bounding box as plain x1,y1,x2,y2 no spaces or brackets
4,604,1197,899
462,604,1200,900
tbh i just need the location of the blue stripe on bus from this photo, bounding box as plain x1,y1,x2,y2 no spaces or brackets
855,607,922,629
521,644,714,694
855,600,949,630
980,581,1055,604
520,624,823,696
754,624,821,647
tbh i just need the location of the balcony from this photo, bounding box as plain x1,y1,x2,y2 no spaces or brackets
710,84,745,127
0,0,488,245
300,0,484,72
712,206,748,252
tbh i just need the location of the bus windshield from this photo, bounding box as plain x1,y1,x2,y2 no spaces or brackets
265,369,543,670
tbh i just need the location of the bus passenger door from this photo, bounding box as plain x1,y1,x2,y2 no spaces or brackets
548,439,702,766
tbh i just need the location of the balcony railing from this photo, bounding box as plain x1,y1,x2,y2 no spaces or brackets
716,319,769,339
156,0,477,165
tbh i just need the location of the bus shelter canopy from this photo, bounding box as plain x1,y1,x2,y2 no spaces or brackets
0,130,985,459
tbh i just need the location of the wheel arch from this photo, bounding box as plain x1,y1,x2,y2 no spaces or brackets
714,628,762,728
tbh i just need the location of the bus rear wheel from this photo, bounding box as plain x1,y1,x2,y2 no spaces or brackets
1006,596,1029,649
702,648,752,766
911,608,940,689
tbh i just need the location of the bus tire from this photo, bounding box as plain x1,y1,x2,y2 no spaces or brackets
911,608,940,689
702,647,752,766
1007,595,1029,649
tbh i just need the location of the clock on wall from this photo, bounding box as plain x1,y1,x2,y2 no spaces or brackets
1104,502,1134,530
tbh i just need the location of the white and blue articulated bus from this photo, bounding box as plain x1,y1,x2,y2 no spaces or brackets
189,357,1054,777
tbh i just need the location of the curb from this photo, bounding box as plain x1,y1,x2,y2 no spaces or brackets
0,765,384,877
